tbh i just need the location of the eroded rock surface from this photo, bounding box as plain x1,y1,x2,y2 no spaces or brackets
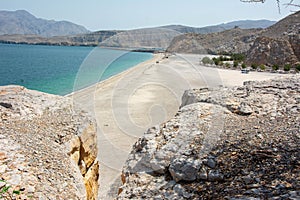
245,36,299,66
0,86,99,199
118,76,300,199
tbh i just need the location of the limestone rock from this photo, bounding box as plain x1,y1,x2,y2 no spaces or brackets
207,170,224,182
245,36,298,66
118,75,300,199
169,157,201,182
0,85,99,200
237,102,253,115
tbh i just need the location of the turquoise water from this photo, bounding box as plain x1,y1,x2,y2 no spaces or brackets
0,44,152,95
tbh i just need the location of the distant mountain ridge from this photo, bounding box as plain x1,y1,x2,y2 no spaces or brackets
0,31,121,46
0,10,89,37
97,20,275,49
160,20,275,34
99,28,181,49
167,11,300,66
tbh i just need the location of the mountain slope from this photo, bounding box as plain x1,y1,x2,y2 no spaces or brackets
167,11,299,66
261,10,300,39
167,28,259,54
0,10,89,37
99,28,181,49
161,20,275,34
245,11,300,66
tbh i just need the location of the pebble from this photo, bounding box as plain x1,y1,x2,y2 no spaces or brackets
7,174,21,185
242,175,253,184
0,181,6,188
27,185,35,193
205,157,216,169
0,165,7,173
208,170,224,182
198,167,208,180
0,152,7,160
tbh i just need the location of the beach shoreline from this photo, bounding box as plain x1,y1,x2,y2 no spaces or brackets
70,53,291,199
66,52,162,97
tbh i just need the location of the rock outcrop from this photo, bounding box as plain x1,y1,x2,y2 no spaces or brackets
167,28,259,54
0,86,99,199
289,34,300,61
245,36,299,66
261,10,300,40
167,11,300,67
245,11,300,66
118,76,300,199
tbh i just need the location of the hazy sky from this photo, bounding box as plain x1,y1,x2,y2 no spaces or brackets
1,0,295,31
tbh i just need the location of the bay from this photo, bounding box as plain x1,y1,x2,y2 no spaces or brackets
0,44,152,95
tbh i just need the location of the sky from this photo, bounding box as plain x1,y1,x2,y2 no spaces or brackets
0,0,296,31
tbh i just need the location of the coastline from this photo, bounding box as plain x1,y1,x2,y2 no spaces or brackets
69,53,291,199
66,52,162,97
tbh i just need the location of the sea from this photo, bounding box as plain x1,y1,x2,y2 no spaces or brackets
0,43,153,95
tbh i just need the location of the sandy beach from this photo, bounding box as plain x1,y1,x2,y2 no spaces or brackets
70,53,290,199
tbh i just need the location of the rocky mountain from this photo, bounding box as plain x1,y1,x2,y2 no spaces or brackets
99,28,181,49
118,76,300,199
261,11,300,39
245,11,300,66
101,20,275,49
0,86,99,199
245,36,299,66
167,28,259,54
167,11,300,66
161,20,275,34
0,11,277,50
0,10,89,37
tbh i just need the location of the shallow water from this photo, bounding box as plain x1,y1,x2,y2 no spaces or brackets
0,44,152,95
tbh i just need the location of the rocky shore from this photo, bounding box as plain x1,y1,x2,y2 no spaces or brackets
0,86,99,199
118,75,300,199
0,75,298,200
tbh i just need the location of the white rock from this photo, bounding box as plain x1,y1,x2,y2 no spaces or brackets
7,174,21,185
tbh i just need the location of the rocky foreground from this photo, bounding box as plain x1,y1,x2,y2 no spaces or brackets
118,76,300,199
0,86,99,199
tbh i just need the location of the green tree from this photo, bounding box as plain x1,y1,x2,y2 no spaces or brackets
233,61,239,68
284,64,291,71
201,57,214,65
259,64,266,71
296,64,300,72
231,53,245,62
212,57,220,66
251,63,258,70
241,63,247,69
272,64,280,71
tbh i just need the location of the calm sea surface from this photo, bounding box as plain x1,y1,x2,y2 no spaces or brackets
0,44,152,95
